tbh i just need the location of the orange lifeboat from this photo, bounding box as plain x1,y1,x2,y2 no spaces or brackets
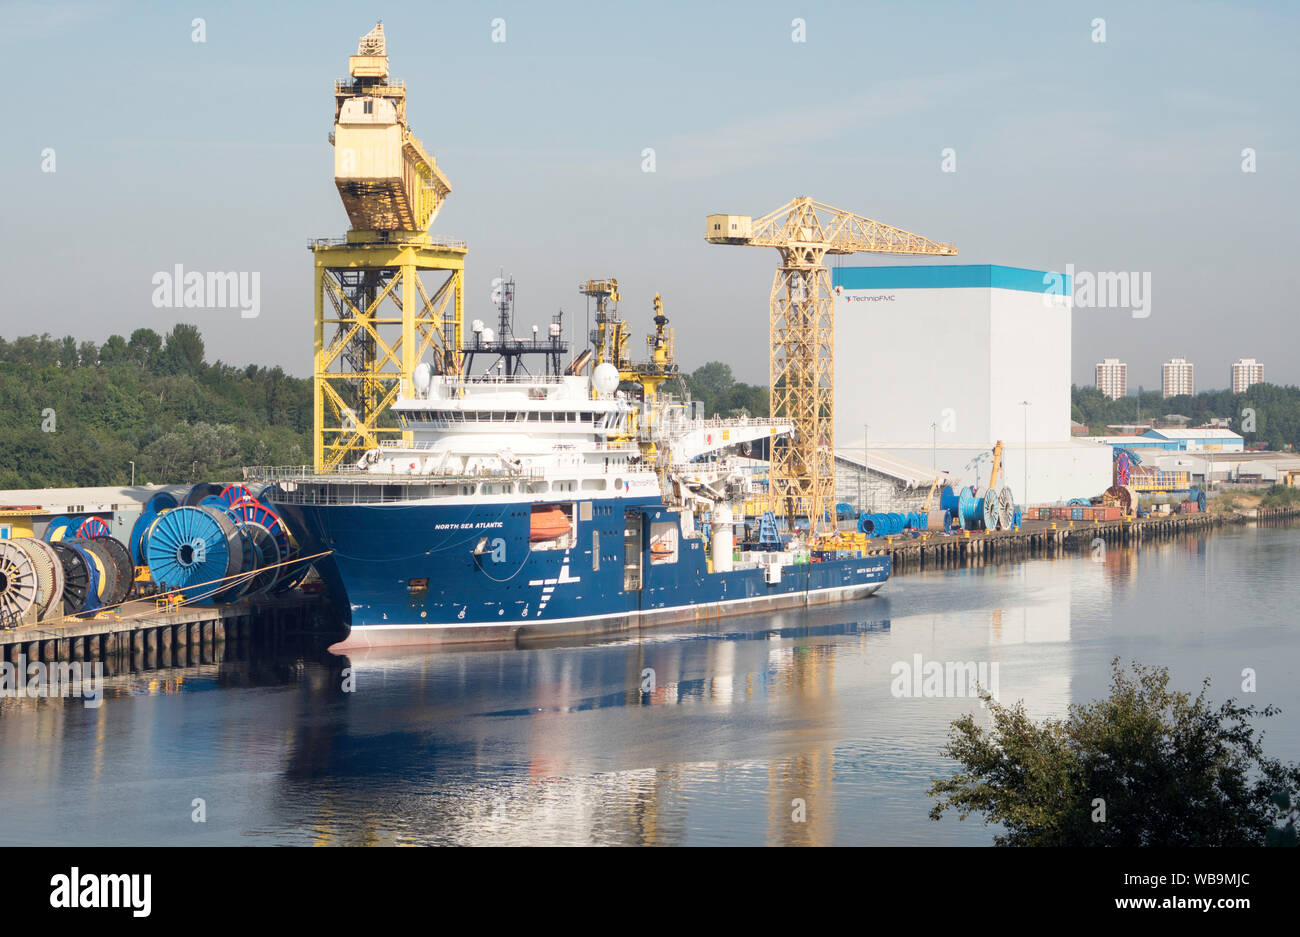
530,506,571,542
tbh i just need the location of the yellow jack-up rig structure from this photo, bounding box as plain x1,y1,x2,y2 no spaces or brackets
706,199,956,534
313,23,465,470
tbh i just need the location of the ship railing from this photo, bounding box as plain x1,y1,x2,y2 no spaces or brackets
334,78,406,93
689,416,792,430
668,460,737,475
307,234,468,250
372,438,637,454
243,463,655,506
430,373,571,386
243,464,544,483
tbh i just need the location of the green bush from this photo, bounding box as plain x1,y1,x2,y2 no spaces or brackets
1259,485,1300,510
929,659,1300,846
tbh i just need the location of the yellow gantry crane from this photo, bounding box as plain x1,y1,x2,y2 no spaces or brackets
705,197,956,533
313,23,466,470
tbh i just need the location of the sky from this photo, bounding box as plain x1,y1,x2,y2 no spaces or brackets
1,0,1296,390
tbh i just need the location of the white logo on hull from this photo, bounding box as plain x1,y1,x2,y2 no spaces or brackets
529,550,580,613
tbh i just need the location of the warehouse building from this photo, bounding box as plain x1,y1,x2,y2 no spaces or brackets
833,452,953,515
1140,428,1244,452
831,264,1112,505
0,485,187,543
1132,451,1300,488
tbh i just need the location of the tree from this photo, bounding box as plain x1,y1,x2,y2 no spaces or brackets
78,340,99,367
58,335,78,368
99,334,130,367
928,659,1300,846
159,323,206,375
685,361,735,415
128,328,162,369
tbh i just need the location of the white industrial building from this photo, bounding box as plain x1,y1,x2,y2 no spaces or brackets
831,264,1112,505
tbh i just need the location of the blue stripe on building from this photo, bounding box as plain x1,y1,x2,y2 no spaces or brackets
832,264,1070,295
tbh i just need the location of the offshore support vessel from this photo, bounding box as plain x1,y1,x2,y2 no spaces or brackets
251,284,889,650
244,25,887,649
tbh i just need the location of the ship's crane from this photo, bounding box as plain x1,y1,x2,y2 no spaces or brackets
705,197,956,534
921,475,945,514
312,23,467,470
579,279,626,371
331,23,451,233
987,440,1005,491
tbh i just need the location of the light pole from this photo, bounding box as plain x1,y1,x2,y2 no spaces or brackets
129,461,135,486
1019,401,1031,502
930,422,937,470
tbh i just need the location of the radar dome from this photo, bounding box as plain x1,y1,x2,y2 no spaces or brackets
592,362,619,394
413,362,432,395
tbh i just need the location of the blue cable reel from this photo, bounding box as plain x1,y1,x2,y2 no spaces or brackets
146,491,179,513
43,516,76,542
145,506,249,604
956,487,980,530
129,509,157,566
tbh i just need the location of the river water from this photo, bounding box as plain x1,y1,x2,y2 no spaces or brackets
2,523,1297,846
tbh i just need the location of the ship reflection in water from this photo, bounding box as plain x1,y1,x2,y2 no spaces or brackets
2,525,1299,846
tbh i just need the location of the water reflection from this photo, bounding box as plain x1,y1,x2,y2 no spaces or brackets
2,524,1298,845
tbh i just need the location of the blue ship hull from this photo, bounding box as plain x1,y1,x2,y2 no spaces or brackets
273,494,890,649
